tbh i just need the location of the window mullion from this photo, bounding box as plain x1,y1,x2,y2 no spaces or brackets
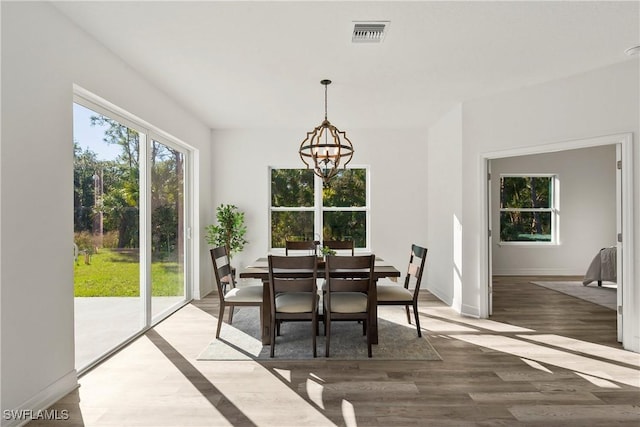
315,175,322,241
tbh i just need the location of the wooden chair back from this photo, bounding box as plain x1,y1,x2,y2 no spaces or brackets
210,246,234,299
404,244,428,300
268,255,318,296
285,240,319,256
324,254,374,294
323,239,355,255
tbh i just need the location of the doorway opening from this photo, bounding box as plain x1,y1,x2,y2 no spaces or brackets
481,133,634,347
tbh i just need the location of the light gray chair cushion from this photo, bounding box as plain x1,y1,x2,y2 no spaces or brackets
275,292,315,313
236,278,264,287
225,285,263,302
330,292,368,313
376,283,413,302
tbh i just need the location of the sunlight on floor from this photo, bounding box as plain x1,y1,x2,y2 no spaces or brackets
79,305,337,427
517,334,640,367
422,306,534,332
306,378,325,410
521,358,552,373
273,368,291,382
422,317,479,332
575,372,620,388
79,338,235,427
341,400,357,427
189,361,336,426
449,334,640,388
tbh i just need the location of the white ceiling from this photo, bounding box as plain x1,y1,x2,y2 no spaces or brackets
53,1,639,130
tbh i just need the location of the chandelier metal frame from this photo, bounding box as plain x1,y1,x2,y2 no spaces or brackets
299,79,354,184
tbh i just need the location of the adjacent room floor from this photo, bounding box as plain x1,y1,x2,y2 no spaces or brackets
28,277,640,426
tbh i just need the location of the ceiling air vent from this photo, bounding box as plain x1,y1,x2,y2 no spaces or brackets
352,21,389,43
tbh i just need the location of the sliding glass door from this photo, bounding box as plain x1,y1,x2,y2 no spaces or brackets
73,98,190,372
73,102,142,370
150,139,186,320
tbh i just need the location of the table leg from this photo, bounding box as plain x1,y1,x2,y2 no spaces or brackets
261,279,271,345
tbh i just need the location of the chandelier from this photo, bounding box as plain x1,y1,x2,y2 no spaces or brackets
299,79,354,184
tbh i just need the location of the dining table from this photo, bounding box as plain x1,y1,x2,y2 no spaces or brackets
239,256,401,345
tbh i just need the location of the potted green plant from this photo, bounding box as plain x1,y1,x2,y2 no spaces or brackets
320,246,336,258
205,204,248,259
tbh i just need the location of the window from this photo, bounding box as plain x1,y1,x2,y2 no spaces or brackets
270,167,369,249
499,174,558,244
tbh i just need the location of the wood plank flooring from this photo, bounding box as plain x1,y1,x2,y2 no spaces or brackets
28,277,640,426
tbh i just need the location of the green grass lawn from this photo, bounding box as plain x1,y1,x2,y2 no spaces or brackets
74,249,184,297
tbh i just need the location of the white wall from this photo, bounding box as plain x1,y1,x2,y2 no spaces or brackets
459,59,639,349
491,146,617,275
1,2,212,419
426,105,462,308
208,128,428,297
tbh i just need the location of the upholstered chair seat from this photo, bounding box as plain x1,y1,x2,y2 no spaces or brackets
275,292,316,313
329,292,368,313
376,283,413,302
224,286,264,302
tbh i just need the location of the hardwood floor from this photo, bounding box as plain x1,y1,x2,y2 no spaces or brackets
29,277,639,426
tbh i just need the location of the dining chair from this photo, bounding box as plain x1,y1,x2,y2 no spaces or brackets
317,239,355,292
322,239,355,255
285,239,320,256
268,255,319,357
376,244,428,337
210,246,263,339
323,254,375,357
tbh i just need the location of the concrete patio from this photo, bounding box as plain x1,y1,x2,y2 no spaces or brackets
75,296,184,370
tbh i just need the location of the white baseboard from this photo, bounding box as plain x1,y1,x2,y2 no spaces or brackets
2,370,78,427
461,303,480,318
426,285,451,307
626,334,640,353
492,267,584,276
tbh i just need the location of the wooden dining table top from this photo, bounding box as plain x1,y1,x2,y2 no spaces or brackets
239,256,401,280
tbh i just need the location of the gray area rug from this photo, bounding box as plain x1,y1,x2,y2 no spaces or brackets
530,281,617,310
198,306,442,361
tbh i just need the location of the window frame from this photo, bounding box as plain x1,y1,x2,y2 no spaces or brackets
269,165,370,252
498,173,560,246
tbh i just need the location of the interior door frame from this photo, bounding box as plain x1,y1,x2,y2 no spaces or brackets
487,161,493,315
480,133,634,348
615,144,623,341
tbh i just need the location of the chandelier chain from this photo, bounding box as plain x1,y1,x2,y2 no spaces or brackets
324,83,328,120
